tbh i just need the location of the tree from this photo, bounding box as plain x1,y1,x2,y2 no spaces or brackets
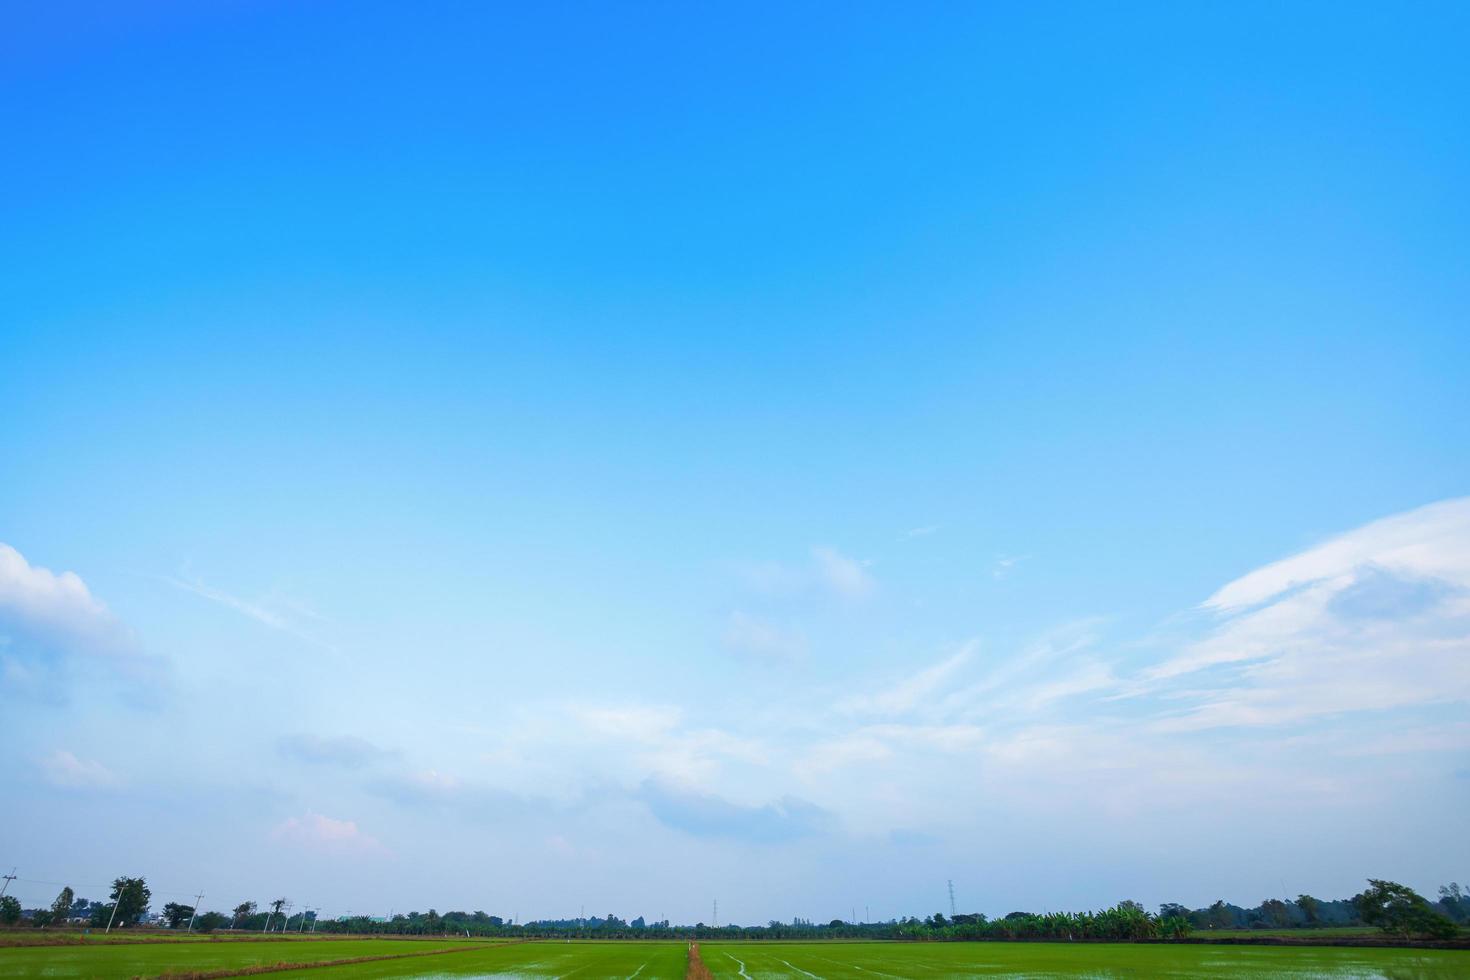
1260,898,1291,928
1353,879,1458,940
51,887,74,925
1296,894,1320,926
233,901,257,927
195,911,227,933
162,903,196,929
109,877,151,928
1159,915,1193,940
1207,900,1233,930
267,898,288,931
0,896,21,925
1439,884,1468,923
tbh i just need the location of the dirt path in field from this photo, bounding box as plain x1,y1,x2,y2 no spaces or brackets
150,939,533,980
685,942,713,980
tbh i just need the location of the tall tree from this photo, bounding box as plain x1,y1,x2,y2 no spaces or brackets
51,887,74,924
233,901,257,927
162,903,195,929
1353,879,1458,940
1296,894,1320,925
0,896,21,925
1439,884,1467,923
109,877,151,928
1260,898,1291,927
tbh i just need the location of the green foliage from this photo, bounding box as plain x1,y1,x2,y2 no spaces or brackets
0,895,21,925
898,901,1188,941
162,902,195,929
108,877,151,927
51,886,74,924
1439,883,1468,923
194,910,228,932
1353,879,1458,940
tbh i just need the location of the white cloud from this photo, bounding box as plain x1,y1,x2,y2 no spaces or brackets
38,749,120,790
1144,497,1470,729
1203,498,1470,614
271,811,387,855
900,525,940,541
0,544,131,660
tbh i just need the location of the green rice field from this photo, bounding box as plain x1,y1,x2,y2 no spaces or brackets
0,937,488,979
702,941,1470,979
3,937,1468,979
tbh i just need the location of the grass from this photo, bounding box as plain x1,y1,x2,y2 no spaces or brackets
1195,926,1385,939
701,941,1470,978
4,937,1468,979
266,941,688,980
0,937,488,978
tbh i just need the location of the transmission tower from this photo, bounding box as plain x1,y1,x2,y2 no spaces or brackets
948,880,957,918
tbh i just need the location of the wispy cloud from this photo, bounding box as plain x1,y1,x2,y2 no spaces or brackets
165,572,336,652
38,749,120,790
841,645,974,717
992,554,1028,579
1142,497,1470,730
723,611,807,662
900,525,940,541
812,547,876,599
735,547,877,601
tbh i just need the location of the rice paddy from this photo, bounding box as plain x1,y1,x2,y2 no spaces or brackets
2,936,1467,979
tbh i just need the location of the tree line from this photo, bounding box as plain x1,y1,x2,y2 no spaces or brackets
2,876,1463,942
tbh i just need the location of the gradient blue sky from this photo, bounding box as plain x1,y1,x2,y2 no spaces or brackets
2,1,1468,924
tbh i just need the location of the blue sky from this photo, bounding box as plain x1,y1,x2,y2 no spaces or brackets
2,1,1468,923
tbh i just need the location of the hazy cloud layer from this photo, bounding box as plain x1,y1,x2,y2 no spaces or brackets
278,734,392,768
637,779,834,842
271,811,387,856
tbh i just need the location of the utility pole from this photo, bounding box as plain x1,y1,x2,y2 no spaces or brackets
186,892,204,933
0,869,15,899
713,899,718,928
948,880,957,919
